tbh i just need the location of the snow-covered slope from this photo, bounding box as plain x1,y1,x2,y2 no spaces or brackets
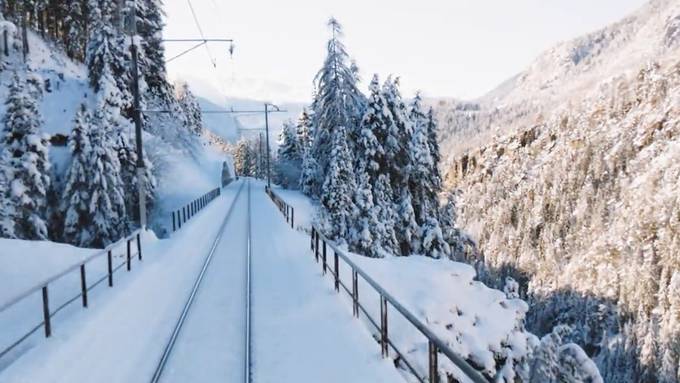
0,26,229,238
438,1,680,381
433,0,680,156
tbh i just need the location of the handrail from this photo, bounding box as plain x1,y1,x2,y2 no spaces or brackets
0,228,142,314
312,227,489,383
171,187,222,232
266,188,490,383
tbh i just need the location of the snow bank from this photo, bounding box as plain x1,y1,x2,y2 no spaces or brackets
276,188,538,381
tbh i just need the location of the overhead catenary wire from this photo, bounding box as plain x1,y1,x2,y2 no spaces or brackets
186,0,216,68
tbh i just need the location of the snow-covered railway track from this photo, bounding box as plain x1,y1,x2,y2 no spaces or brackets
150,179,253,383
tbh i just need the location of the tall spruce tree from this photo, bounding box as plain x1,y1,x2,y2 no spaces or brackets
0,150,16,239
86,0,131,111
63,0,86,60
302,18,363,198
132,0,172,104
176,82,203,135
426,107,442,186
295,108,313,152
351,74,398,256
61,105,93,245
115,132,156,225
382,77,418,255
409,94,448,257
319,125,356,242
1,73,50,240
87,106,128,247
275,121,302,188
351,169,382,257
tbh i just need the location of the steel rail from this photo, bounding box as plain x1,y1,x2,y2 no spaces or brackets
149,181,246,383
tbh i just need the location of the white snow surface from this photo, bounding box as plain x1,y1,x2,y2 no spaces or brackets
274,188,537,381
0,180,403,382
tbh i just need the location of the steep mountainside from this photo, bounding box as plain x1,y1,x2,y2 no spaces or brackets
433,0,680,157
440,1,680,381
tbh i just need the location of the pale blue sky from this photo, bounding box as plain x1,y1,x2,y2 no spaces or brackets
163,0,649,103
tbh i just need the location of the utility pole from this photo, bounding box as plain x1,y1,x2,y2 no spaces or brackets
258,133,263,180
124,4,147,228
130,37,147,227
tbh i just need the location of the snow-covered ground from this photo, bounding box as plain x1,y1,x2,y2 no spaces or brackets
273,187,538,381
0,180,405,382
250,180,401,382
0,182,243,381
271,185,316,231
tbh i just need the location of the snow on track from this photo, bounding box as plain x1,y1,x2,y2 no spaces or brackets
0,181,245,383
157,180,250,383
0,179,403,383
249,180,402,383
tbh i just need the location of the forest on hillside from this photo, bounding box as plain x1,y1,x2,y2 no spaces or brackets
234,18,605,382
0,1,204,247
447,60,680,382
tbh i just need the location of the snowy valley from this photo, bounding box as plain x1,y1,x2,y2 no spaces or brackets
0,1,676,383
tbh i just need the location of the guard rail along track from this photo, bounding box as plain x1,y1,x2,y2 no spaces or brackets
0,229,144,361
265,187,490,383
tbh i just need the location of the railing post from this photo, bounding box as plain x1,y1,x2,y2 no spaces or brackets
352,270,359,317
137,232,142,261
182,206,186,223
3,30,8,57
429,340,439,383
310,228,315,250
107,250,113,287
126,239,131,271
322,240,327,275
80,264,88,308
334,252,339,292
172,211,176,232
291,207,294,228
380,296,388,357
41,286,51,337
315,233,319,263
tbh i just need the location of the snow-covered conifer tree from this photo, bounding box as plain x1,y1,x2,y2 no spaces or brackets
351,170,381,257
61,105,93,245
115,132,156,225
1,73,50,240
302,18,364,198
295,108,313,152
0,151,16,239
64,0,86,60
409,94,448,257
86,107,128,247
426,107,442,185
373,174,399,254
319,125,356,242
234,138,255,177
176,82,203,135
382,77,418,255
86,0,131,110
275,121,303,187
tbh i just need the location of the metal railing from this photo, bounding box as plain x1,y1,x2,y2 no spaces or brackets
0,229,143,360
265,186,294,229
266,190,489,383
171,187,222,232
